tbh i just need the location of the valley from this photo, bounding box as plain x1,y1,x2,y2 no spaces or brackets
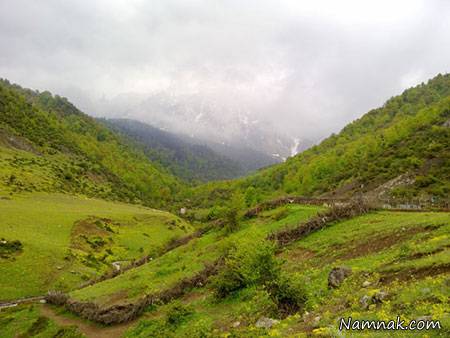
0,74,449,337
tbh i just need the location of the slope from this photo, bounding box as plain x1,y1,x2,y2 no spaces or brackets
189,73,450,209
0,193,193,301
102,118,245,182
0,79,184,208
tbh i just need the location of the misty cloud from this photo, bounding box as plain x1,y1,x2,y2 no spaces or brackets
1,0,449,142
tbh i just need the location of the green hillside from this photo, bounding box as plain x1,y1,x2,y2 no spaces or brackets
0,79,184,208
102,118,245,182
188,74,450,210
0,75,449,338
0,193,192,301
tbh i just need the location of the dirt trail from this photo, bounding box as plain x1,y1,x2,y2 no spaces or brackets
39,304,133,338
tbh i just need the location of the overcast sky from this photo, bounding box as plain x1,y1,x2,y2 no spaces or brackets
1,0,449,140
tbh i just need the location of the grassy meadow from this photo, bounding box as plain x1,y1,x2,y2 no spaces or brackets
0,193,192,301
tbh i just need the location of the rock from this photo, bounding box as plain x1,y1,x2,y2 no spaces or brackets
421,288,431,294
372,290,388,303
313,316,321,325
56,266,62,270
39,299,46,304
232,321,241,328
359,295,371,309
362,280,372,288
255,317,279,329
328,266,352,288
302,311,310,321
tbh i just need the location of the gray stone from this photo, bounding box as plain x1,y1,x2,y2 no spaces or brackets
328,266,352,288
360,295,371,309
313,316,321,325
232,321,241,328
362,280,372,287
372,290,388,303
255,317,279,329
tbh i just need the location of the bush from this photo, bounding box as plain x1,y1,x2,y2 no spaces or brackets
211,239,279,298
0,238,23,258
223,192,246,234
271,206,289,221
166,301,193,326
267,273,307,316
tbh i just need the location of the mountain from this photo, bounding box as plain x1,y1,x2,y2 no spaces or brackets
101,118,245,182
1,74,449,338
94,90,312,160
190,73,450,207
179,134,282,173
0,79,183,208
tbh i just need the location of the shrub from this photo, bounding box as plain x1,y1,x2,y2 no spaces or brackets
271,206,289,221
0,238,23,258
211,239,279,298
267,273,307,316
166,301,193,326
223,192,246,234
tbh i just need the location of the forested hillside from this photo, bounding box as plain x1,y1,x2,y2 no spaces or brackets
188,74,450,208
102,118,245,182
0,79,183,208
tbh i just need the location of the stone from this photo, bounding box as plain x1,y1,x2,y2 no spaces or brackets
362,280,372,288
232,321,241,328
313,316,321,325
255,317,279,329
372,290,388,303
328,266,352,288
359,295,371,310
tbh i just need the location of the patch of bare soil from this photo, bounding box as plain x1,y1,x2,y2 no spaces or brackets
180,289,206,303
379,263,450,284
406,245,450,260
339,225,440,260
279,247,316,261
70,217,115,251
101,290,130,307
40,304,133,338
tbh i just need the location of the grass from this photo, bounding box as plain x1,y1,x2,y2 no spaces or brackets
0,304,85,338
121,208,449,337
0,192,192,301
2,201,448,337
70,204,322,305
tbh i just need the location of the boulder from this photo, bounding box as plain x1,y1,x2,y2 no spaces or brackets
328,266,352,288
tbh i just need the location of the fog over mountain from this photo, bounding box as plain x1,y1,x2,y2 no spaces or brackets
1,0,449,158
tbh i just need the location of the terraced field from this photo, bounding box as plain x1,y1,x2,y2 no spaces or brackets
1,202,448,337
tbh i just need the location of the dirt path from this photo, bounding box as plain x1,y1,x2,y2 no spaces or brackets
0,296,45,309
39,304,133,338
